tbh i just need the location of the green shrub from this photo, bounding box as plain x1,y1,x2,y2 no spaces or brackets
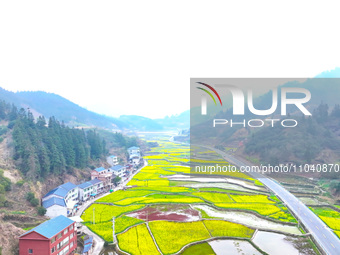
16,180,24,187
37,206,46,216
26,192,39,207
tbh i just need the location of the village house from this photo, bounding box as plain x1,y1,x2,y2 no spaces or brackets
93,167,108,174
42,197,67,219
127,146,141,165
78,179,103,202
107,155,118,166
42,182,79,218
77,182,94,202
109,164,126,178
19,215,77,255
127,146,140,155
91,167,114,191
89,178,104,194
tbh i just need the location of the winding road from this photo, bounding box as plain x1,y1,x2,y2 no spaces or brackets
205,146,340,255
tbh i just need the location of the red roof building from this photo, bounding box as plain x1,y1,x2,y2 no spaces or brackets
19,215,77,255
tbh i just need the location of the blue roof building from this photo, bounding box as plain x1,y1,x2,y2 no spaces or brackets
42,197,66,209
43,182,77,199
20,215,74,239
78,178,103,202
78,182,93,189
110,164,126,177
111,164,124,171
89,178,102,185
95,167,106,172
19,215,77,254
60,182,77,191
42,182,79,218
43,187,67,199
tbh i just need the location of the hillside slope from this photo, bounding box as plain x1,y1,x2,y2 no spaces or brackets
0,87,126,129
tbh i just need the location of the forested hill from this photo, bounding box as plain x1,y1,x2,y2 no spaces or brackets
0,87,189,131
0,100,116,180
245,103,340,166
0,87,126,129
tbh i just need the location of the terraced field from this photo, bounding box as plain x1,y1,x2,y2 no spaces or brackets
81,140,305,254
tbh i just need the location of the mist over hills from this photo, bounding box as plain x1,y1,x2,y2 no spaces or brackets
0,87,188,131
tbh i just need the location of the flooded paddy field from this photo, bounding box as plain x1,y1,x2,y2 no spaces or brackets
127,204,200,222
194,205,301,235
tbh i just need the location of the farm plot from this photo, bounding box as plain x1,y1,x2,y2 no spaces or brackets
203,220,255,238
148,220,211,254
117,223,160,255
81,204,145,223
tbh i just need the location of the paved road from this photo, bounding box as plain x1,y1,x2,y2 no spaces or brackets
202,145,340,255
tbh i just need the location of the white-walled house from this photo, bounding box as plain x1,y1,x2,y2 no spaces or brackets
78,182,94,202
78,179,104,201
127,146,141,165
42,182,79,218
42,197,68,218
110,165,126,177
127,146,140,156
107,155,118,166
89,178,103,194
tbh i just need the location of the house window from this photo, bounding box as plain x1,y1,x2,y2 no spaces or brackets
70,233,74,239
64,228,68,235
28,249,33,254
57,233,62,239
70,241,74,248
51,237,56,243
69,225,74,231
51,246,56,253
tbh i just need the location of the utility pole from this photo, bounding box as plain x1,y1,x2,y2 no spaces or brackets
112,217,117,244
93,207,95,224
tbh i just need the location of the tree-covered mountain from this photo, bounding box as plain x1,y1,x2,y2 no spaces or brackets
0,101,108,179
0,87,126,129
119,115,164,131
0,87,189,131
154,110,190,129
245,103,340,165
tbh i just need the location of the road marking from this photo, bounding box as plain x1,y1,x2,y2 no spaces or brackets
323,234,326,238
316,226,319,230
304,212,306,216
309,219,313,222
331,243,335,248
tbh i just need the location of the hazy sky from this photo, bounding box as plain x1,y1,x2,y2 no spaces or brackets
1,1,340,119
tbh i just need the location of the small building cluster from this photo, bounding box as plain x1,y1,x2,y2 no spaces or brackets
42,148,142,219
30,148,142,254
